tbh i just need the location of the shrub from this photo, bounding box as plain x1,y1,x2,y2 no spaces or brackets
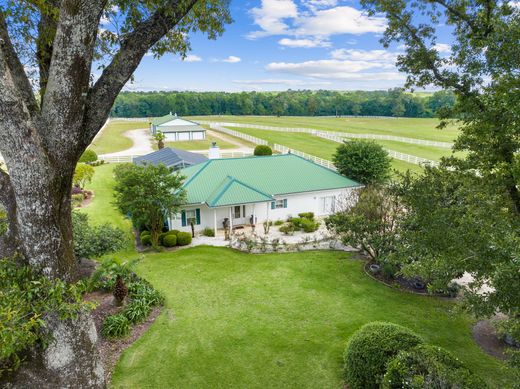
168,229,180,236
123,299,152,324
141,235,152,246
202,227,215,237
298,212,315,220
279,223,295,235
382,344,486,388
288,217,303,228
163,234,177,247
102,314,131,338
381,262,399,280
140,230,151,239
254,145,273,156
158,232,168,245
128,280,164,306
343,322,423,389
273,219,284,226
301,218,320,233
79,149,98,163
71,193,84,207
72,212,126,259
176,231,192,246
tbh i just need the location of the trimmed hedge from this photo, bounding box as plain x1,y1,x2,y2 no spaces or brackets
79,149,98,163
344,322,423,389
140,230,151,239
177,232,192,246
383,344,486,388
141,235,152,246
163,234,177,247
254,145,273,156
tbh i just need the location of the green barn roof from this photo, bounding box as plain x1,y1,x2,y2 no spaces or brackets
151,113,200,126
180,154,362,207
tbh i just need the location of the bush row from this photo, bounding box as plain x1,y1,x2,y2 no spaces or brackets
343,322,486,388
279,212,320,235
140,229,192,247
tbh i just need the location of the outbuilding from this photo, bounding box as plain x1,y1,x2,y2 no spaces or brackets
150,113,206,142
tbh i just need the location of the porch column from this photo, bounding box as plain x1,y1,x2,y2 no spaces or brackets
229,207,233,230
213,209,217,238
266,201,270,223
252,204,256,225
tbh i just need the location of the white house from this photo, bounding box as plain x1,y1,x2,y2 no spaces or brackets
168,154,362,234
150,113,206,142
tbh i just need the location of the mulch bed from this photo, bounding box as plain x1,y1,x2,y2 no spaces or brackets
472,318,513,361
79,259,163,384
363,262,456,298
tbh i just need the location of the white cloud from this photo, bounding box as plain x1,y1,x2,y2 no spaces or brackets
247,0,298,38
213,56,242,63
330,49,398,63
433,43,451,53
267,59,396,78
183,54,202,62
278,38,331,48
294,6,387,37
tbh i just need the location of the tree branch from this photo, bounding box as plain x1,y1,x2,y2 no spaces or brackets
0,12,39,116
36,0,60,100
80,0,198,150
40,0,107,157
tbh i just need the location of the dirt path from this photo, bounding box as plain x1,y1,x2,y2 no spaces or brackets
207,129,252,148
101,128,154,157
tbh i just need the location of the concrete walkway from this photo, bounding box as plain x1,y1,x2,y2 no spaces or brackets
101,128,154,157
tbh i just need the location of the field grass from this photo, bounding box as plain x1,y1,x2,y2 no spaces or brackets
110,247,514,389
90,120,148,155
188,115,460,142
161,136,236,151
223,127,424,174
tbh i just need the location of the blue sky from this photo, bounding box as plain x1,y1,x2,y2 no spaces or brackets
124,0,453,92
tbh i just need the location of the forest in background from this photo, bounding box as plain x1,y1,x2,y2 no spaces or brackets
110,89,455,118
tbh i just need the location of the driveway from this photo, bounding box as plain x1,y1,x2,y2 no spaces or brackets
101,128,154,157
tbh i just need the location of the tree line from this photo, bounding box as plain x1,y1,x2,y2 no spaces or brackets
110,89,456,118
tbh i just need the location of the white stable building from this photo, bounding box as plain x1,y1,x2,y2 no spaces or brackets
150,113,206,142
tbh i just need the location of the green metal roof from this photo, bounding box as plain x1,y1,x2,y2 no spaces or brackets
180,154,362,207
151,114,200,126
206,176,274,207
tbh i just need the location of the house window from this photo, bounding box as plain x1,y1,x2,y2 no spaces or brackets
320,196,336,214
186,209,197,221
233,206,241,219
271,199,288,209
171,212,181,220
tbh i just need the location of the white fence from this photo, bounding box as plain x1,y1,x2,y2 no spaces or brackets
209,124,268,146
273,144,337,171
108,117,151,122
98,155,136,163
200,121,453,149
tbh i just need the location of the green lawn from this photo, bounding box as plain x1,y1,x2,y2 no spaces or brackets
90,120,148,155
222,127,424,174
161,135,237,151
188,115,460,142
111,247,514,388
80,163,134,251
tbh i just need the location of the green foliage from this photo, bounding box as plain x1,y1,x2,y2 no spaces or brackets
279,223,295,235
123,299,152,324
253,145,273,156
382,345,486,388
273,219,284,226
73,163,95,188
72,211,126,259
202,227,215,237
114,163,186,247
89,258,136,292
111,90,456,118
102,314,131,338
141,235,152,246
298,212,314,220
163,234,177,247
326,186,403,262
140,230,151,239
343,322,423,389
0,207,6,236
71,193,84,208
300,218,320,233
169,229,180,236
79,149,98,163
0,259,89,377
333,140,391,185
176,231,192,246
128,280,165,307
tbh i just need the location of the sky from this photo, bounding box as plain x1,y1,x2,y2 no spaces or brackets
123,0,454,92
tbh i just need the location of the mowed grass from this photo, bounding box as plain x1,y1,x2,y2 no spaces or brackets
224,127,424,174
90,120,149,155
79,163,134,250
188,115,460,142
111,247,514,388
